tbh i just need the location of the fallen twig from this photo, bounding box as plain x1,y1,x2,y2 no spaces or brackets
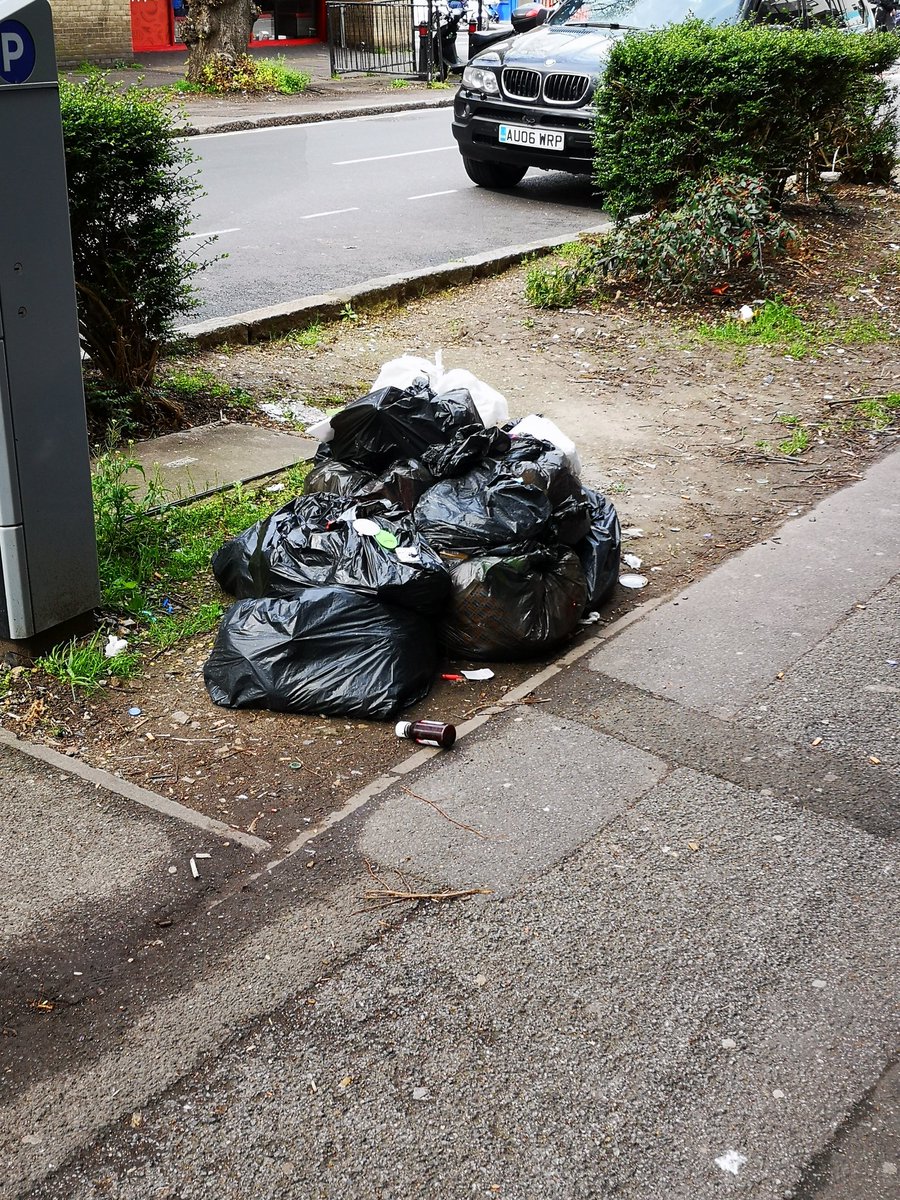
359,858,492,911
400,786,491,840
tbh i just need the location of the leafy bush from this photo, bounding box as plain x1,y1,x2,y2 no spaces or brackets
60,76,208,393
816,73,900,182
600,174,797,299
593,22,900,218
197,54,311,94
525,174,796,305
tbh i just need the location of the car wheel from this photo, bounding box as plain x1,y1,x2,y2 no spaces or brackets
462,157,528,189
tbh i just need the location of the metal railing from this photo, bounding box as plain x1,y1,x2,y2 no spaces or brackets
327,0,419,78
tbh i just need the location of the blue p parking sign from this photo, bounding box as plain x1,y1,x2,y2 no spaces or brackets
0,19,36,84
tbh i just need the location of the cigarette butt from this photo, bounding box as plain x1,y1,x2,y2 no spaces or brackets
194,853,211,859
190,857,199,879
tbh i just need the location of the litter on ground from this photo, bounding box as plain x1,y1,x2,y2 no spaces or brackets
204,358,624,720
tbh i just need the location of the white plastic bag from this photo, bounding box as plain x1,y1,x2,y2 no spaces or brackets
372,353,444,393
436,368,509,428
507,414,581,476
306,415,335,442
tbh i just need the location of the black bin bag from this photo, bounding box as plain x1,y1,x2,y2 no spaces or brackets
303,458,375,498
204,588,438,720
577,488,621,611
303,456,435,512
357,459,436,512
442,547,588,660
327,384,482,473
211,494,450,615
504,435,593,546
413,462,554,554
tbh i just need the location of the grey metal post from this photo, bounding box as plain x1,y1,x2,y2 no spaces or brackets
0,0,99,646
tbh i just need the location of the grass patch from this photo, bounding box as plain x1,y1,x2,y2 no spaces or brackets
838,317,888,346
29,451,312,694
159,366,256,408
855,393,900,430
37,632,141,696
282,322,328,349
92,451,309,618
697,300,814,358
697,300,891,358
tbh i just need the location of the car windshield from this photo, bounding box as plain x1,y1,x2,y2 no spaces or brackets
546,0,869,29
547,0,739,27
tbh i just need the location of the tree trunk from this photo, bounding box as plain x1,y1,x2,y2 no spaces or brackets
183,0,254,83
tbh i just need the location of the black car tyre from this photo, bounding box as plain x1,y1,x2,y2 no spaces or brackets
462,157,528,189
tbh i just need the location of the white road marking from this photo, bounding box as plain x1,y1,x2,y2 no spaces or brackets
181,227,240,240
300,206,360,220
333,146,456,165
408,189,458,200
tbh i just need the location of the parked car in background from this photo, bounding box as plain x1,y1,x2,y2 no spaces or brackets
452,0,877,188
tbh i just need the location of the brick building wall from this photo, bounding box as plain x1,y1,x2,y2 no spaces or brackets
51,0,134,66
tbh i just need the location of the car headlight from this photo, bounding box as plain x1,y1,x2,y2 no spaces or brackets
462,64,500,94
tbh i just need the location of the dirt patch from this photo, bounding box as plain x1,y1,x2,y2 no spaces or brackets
4,184,898,850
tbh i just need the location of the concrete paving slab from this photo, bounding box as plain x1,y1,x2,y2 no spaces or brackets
124,421,316,502
358,706,667,892
36,766,898,1200
589,449,900,718
0,744,171,946
739,575,900,772
0,741,257,957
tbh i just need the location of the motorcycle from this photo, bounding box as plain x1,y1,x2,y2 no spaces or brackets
432,1,466,78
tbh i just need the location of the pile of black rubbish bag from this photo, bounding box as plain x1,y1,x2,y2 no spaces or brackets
204,370,621,721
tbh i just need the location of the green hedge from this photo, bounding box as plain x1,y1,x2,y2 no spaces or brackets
60,76,207,393
593,22,900,218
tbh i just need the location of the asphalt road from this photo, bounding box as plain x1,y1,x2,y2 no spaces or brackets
185,107,605,320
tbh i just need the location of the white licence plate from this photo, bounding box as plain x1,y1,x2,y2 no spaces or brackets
498,125,565,151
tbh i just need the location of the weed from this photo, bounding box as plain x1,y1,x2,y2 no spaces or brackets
340,302,359,324
391,78,410,89
160,366,255,408
521,316,535,329
856,393,900,430
284,323,327,349
37,632,140,695
142,602,224,652
525,241,597,309
778,426,811,456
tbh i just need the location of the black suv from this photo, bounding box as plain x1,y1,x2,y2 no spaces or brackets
452,0,875,188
